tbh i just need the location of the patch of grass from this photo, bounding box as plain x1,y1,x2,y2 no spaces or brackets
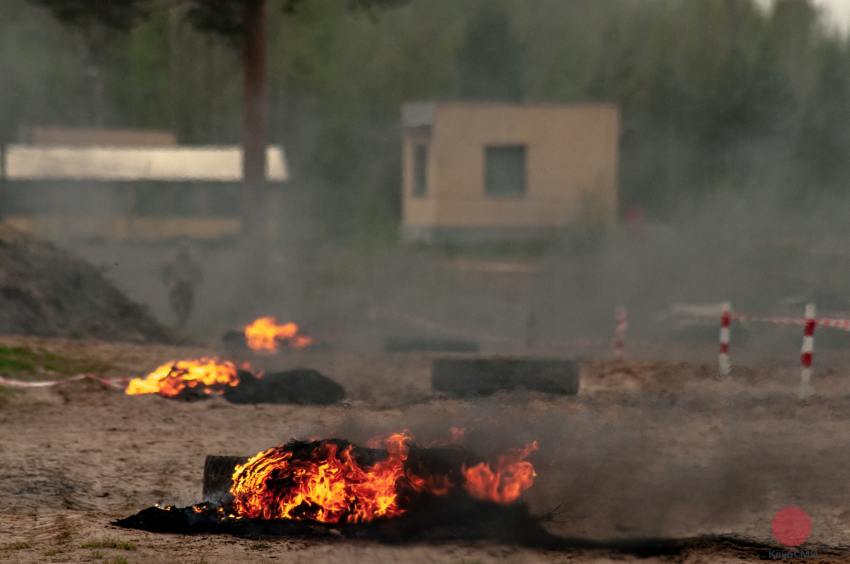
0,346,36,373
80,537,137,551
0,541,31,551
43,548,62,556
104,557,128,564
0,345,113,377
90,549,104,559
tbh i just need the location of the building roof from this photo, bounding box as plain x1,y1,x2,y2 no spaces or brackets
401,101,619,129
401,103,436,128
3,145,288,182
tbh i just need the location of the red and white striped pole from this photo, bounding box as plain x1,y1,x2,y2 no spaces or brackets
719,302,732,375
799,303,816,398
613,306,628,360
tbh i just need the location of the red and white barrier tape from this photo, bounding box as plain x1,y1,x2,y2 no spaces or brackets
732,312,850,332
815,317,850,331
800,304,816,398
732,313,805,327
714,301,832,396
719,302,732,375
0,374,128,390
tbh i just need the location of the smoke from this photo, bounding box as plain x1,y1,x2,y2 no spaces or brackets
3,0,850,352
309,363,850,542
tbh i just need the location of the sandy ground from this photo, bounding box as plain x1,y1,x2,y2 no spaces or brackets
1,336,850,562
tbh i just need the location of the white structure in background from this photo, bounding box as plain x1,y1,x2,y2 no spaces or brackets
4,145,287,182
0,127,288,241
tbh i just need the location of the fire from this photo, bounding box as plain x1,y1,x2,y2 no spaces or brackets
125,357,242,397
229,433,538,524
244,316,313,353
463,441,538,504
230,433,413,524
406,471,452,496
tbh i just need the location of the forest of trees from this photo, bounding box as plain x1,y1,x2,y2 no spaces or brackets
2,0,849,237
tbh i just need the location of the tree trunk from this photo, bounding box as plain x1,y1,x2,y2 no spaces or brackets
0,142,5,220
241,0,268,241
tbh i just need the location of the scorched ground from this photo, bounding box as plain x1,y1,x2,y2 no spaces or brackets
2,336,850,562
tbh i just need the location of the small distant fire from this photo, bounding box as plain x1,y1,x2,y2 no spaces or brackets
229,432,537,524
125,357,243,398
244,316,313,353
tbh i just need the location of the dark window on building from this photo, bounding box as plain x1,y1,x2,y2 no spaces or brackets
413,144,428,197
485,145,526,197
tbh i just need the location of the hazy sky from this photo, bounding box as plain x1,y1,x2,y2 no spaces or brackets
759,0,850,29
817,0,850,28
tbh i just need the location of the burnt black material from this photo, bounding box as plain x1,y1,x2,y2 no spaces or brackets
222,330,249,353
384,337,479,353
202,455,247,504
224,369,345,405
112,502,823,558
113,497,558,546
116,439,840,557
432,357,579,396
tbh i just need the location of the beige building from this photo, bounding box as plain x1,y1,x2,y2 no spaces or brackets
401,102,619,242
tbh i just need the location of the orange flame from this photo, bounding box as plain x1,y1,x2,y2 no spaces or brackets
244,316,313,353
462,441,538,504
125,357,242,397
406,472,453,497
230,432,413,524
229,433,538,524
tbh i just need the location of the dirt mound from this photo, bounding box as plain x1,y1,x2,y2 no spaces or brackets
0,226,169,342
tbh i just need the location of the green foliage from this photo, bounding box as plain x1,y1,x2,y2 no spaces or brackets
0,345,113,376
12,0,850,235
31,0,145,31
182,0,251,39
457,3,523,100
183,0,410,39
80,538,137,551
